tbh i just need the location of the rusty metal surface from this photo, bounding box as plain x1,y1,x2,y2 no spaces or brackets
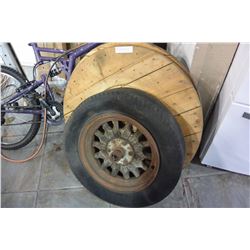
78,113,160,193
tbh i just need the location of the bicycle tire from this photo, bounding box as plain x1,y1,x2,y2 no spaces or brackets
1,65,41,150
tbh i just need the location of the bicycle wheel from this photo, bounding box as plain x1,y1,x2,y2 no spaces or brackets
1,65,41,150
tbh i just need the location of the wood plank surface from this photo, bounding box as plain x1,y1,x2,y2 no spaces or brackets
64,43,203,165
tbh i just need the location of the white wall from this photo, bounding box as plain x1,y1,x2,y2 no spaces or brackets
168,43,196,69
201,44,250,175
11,42,36,66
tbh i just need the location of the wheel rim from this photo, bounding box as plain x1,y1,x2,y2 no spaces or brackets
1,72,34,145
78,113,160,193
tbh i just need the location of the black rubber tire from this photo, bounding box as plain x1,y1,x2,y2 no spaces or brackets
1,65,41,150
64,88,185,207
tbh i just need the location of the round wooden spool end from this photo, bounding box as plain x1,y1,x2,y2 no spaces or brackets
64,43,203,166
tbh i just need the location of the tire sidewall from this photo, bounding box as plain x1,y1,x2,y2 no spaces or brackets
65,88,185,207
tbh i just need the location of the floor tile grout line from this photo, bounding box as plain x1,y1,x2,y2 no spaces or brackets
181,176,192,208
2,186,88,195
38,186,87,193
2,130,64,139
183,172,232,179
39,129,65,135
180,176,191,208
1,190,38,195
34,136,48,208
33,191,38,208
2,186,87,194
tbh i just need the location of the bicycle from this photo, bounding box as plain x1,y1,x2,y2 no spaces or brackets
1,43,101,151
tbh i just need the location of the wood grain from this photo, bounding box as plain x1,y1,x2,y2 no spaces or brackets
64,43,203,165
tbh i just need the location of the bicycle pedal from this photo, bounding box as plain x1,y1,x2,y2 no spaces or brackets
46,101,64,124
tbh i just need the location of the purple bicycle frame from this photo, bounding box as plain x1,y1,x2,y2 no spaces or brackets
1,42,101,115
29,43,101,80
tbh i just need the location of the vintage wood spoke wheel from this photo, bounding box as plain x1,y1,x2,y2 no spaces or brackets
64,88,185,207
78,113,160,193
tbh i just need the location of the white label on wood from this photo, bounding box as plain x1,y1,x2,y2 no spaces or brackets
115,46,133,54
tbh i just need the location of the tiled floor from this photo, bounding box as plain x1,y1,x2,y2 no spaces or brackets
1,63,250,207
1,124,250,208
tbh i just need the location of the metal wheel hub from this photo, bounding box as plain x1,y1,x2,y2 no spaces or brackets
107,138,134,165
78,113,160,193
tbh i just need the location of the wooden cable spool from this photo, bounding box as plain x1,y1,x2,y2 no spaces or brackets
64,43,203,166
